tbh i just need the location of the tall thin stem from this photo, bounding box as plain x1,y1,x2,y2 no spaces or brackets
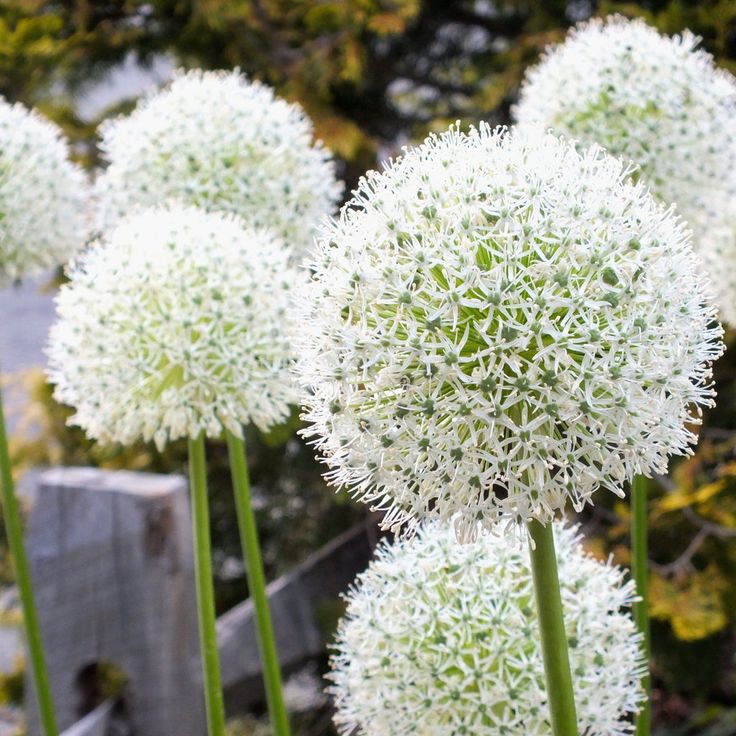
631,474,651,736
527,519,578,736
188,435,226,736
0,379,57,735
226,430,291,736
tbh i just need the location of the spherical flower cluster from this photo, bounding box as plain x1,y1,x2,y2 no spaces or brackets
699,218,736,325
296,124,723,541
95,69,342,256
329,521,646,736
48,205,299,449
0,97,88,284
514,15,736,323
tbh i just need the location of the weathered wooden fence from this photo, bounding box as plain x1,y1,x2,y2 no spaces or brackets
60,701,121,736
21,467,378,735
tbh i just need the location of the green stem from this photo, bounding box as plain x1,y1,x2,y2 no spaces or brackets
225,431,291,736
0,380,57,735
528,519,578,736
632,474,651,736
188,435,226,736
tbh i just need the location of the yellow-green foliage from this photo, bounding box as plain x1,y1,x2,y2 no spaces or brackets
5,1,736,182
0,655,24,707
649,441,736,642
584,436,736,648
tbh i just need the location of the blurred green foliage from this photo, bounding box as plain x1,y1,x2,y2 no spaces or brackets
0,655,24,708
5,1,736,180
4,0,736,731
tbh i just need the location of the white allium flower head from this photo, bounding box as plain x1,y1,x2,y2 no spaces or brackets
514,15,736,323
296,123,723,541
699,217,736,324
95,69,342,256
330,521,646,736
48,205,299,449
0,97,88,284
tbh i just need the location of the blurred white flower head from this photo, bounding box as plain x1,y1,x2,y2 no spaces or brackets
95,69,342,257
48,205,299,449
296,123,723,541
329,521,646,736
0,97,88,284
515,15,736,323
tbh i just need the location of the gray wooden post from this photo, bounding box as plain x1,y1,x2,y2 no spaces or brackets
24,467,204,736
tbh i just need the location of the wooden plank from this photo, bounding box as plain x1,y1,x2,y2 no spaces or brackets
59,700,113,736
24,468,204,736
217,517,380,711
23,467,381,727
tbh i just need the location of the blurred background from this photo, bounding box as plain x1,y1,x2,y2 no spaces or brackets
3,1,736,734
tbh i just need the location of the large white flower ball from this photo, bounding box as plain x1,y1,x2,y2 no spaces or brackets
95,69,342,256
296,124,723,540
48,205,299,449
515,15,736,323
0,97,88,284
330,521,645,735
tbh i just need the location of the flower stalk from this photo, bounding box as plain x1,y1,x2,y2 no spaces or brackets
0,381,58,736
188,434,226,736
528,519,578,736
226,431,290,736
631,475,651,736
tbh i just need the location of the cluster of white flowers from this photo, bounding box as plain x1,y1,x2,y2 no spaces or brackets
0,97,88,284
330,521,646,735
296,124,723,541
94,69,342,257
699,218,736,325
47,205,299,449
515,15,736,323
